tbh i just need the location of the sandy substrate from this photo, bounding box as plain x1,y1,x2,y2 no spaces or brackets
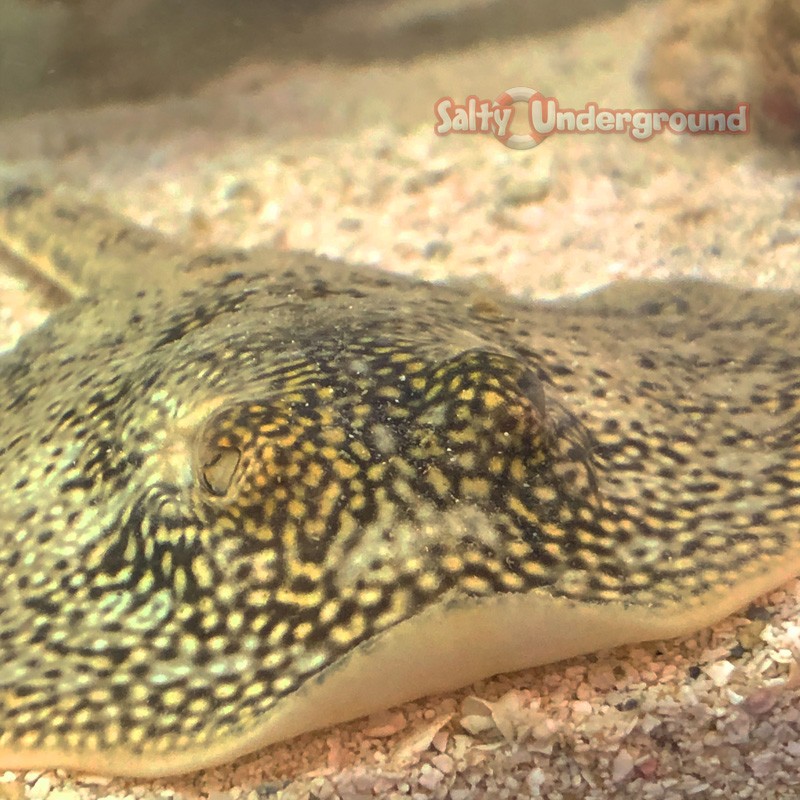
1,2,800,799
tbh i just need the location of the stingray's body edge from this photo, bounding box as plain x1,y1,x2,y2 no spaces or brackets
1,549,797,779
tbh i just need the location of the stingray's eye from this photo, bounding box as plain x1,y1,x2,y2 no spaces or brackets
515,366,547,420
199,446,241,496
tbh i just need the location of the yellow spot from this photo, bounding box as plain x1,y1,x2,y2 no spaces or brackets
350,441,371,462
333,458,359,480
460,476,491,499
162,688,185,708
416,572,440,593
330,613,367,645
500,571,525,590
483,390,504,410
441,554,463,573
488,456,505,475
460,575,492,593
426,466,450,497
293,621,314,641
509,495,538,523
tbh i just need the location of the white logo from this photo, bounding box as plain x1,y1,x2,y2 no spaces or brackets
434,87,750,149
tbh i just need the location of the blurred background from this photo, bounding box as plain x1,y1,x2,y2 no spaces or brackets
2,0,641,117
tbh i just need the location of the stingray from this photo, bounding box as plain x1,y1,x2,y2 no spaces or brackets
0,184,798,776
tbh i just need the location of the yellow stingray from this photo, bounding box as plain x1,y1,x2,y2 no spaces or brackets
0,184,798,777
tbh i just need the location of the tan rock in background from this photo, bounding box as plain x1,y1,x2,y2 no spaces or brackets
647,0,800,144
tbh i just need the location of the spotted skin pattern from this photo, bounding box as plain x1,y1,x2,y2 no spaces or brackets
0,185,799,776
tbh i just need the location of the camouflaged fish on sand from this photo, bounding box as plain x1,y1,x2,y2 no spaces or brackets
0,184,799,775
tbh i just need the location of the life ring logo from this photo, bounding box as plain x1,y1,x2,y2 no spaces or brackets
493,87,550,150
433,87,750,148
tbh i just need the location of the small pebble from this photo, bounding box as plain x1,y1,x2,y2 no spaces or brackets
417,765,445,790
431,753,454,774
223,180,263,213
703,659,736,687
421,239,452,260
611,749,635,783
28,776,52,800
526,768,546,790
498,177,551,206
363,709,407,738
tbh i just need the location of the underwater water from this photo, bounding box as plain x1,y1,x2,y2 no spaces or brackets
0,0,799,798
